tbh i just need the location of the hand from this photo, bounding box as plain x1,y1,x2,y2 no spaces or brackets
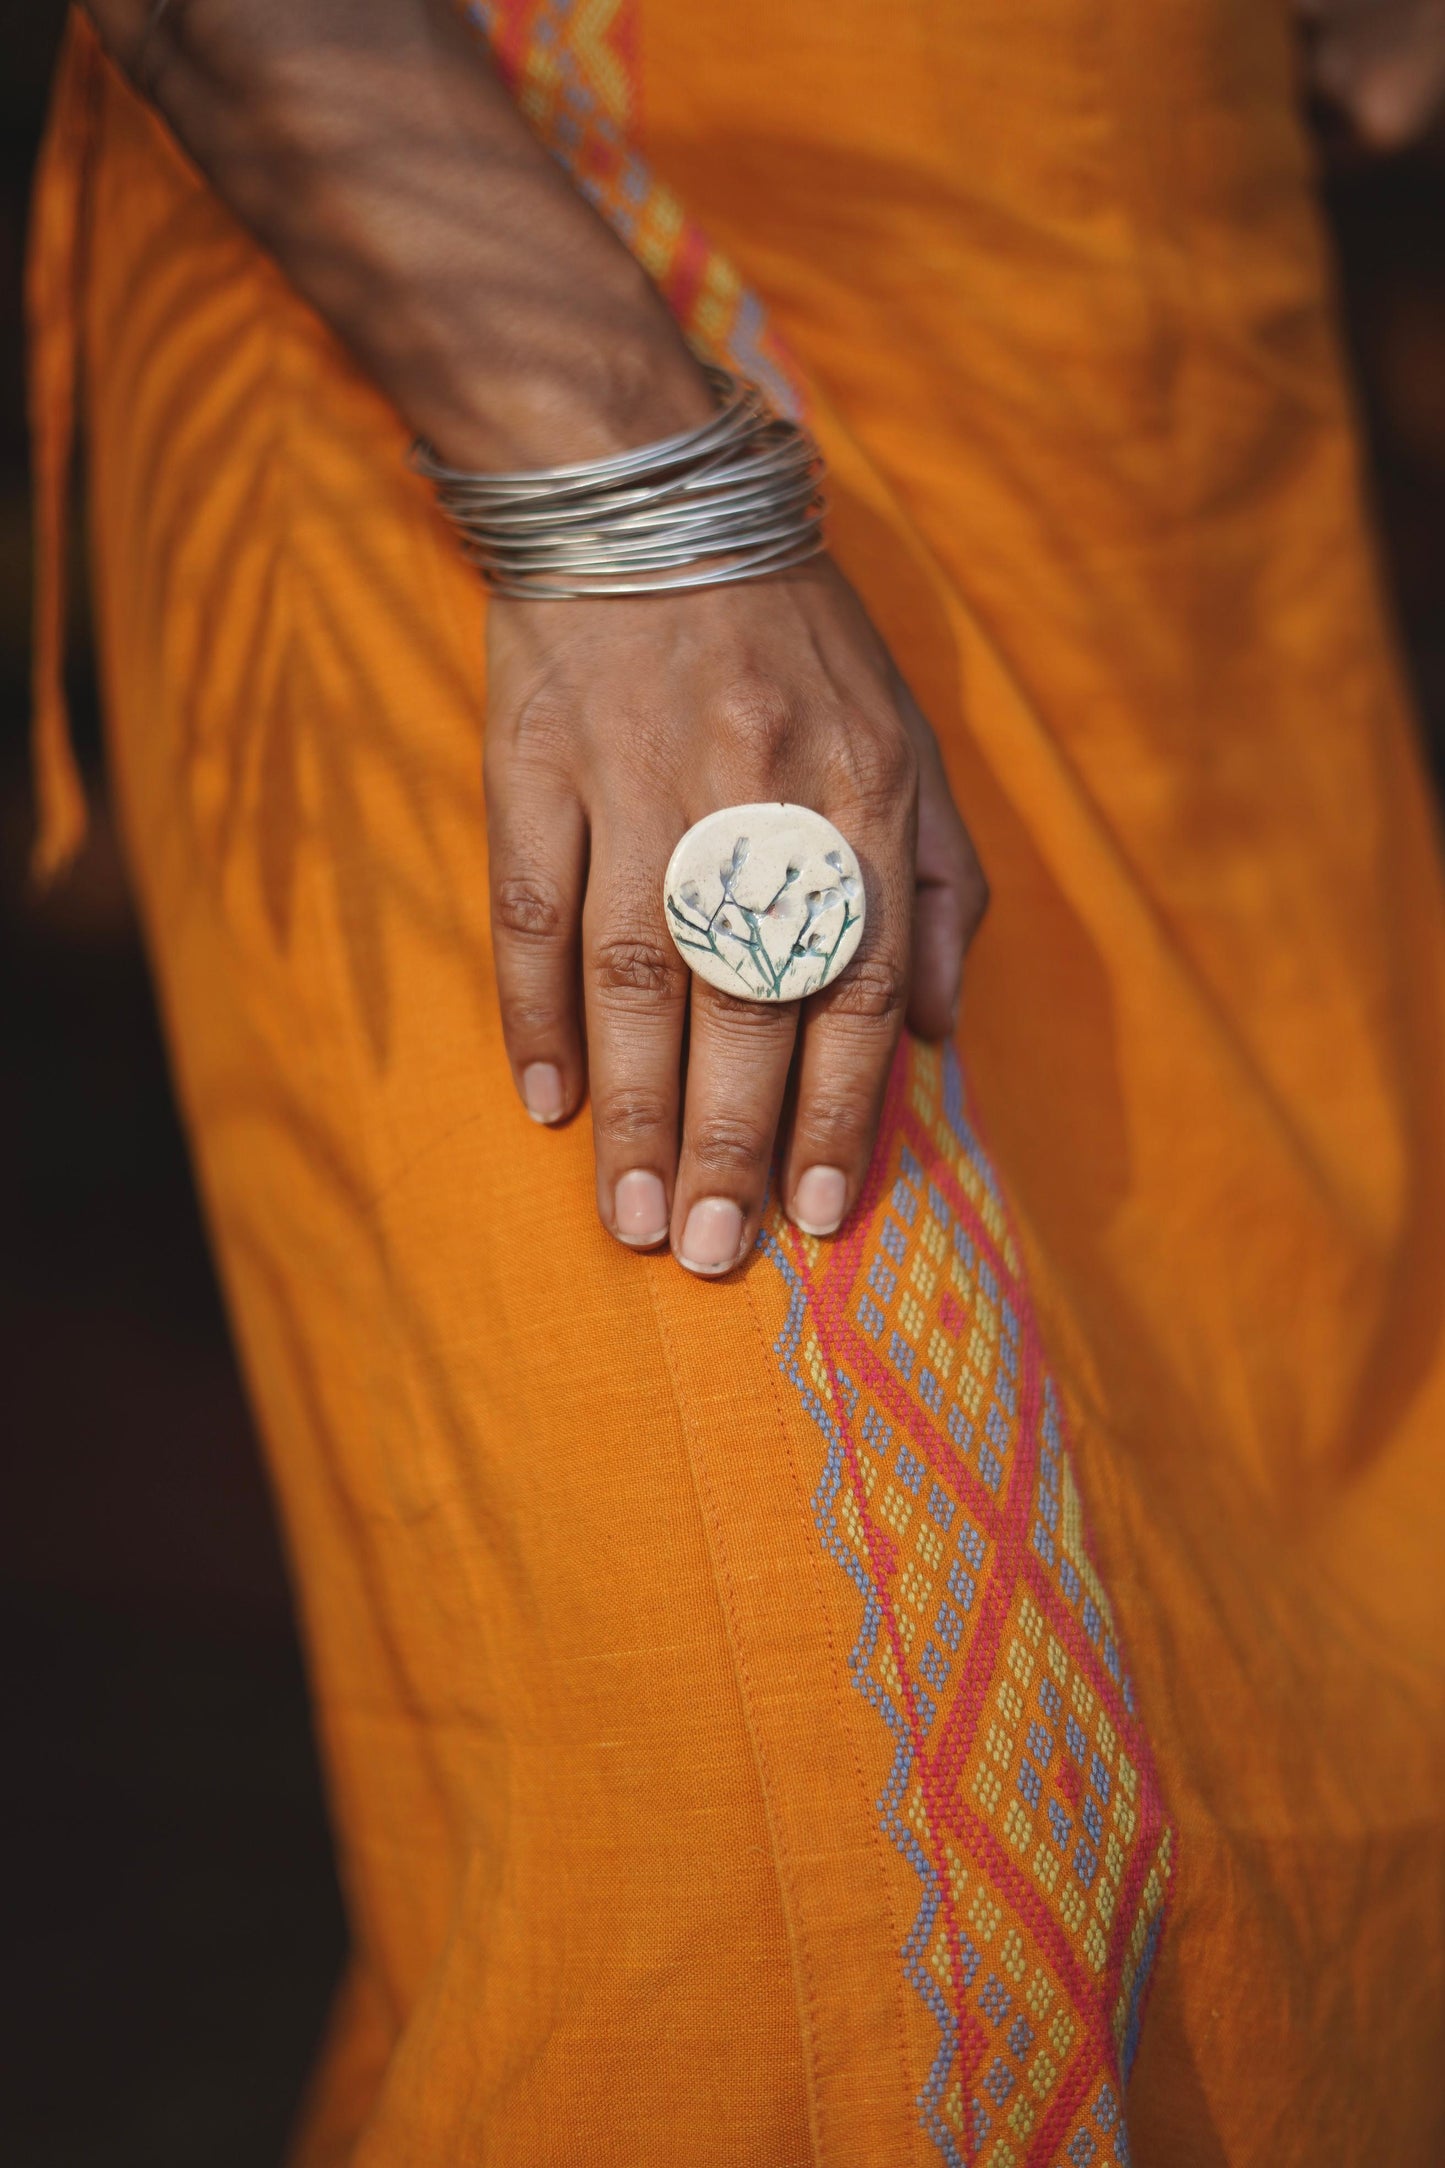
1299,0,1445,147
484,557,987,1274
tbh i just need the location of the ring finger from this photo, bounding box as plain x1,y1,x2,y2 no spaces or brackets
783,816,915,1236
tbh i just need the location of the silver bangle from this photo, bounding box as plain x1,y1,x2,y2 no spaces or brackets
412,365,826,599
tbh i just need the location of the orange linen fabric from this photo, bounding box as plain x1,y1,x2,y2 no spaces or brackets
32,4,1445,2162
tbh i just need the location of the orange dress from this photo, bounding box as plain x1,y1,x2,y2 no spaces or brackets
29,5,1445,2163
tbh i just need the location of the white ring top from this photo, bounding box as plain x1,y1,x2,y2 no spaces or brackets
663,804,865,1002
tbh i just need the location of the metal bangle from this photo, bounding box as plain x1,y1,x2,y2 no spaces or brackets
413,364,826,600
414,367,758,500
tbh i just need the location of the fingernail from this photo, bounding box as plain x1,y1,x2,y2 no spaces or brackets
678,1197,745,1276
521,1062,565,1124
614,1170,669,1248
792,1166,848,1237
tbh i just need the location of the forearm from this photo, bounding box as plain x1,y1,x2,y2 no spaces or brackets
74,1,986,1275
79,0,713,466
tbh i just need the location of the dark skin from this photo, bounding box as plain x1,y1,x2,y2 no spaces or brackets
83,0,987,1276
81,0,1443,1274
1299,0,1445,147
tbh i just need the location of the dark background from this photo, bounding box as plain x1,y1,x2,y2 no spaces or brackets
2,9,1443,2164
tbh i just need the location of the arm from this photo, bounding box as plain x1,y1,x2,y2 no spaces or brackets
80,0,987,1273
82,0,714,465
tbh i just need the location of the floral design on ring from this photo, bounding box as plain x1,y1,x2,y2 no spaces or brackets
663,804,866,1001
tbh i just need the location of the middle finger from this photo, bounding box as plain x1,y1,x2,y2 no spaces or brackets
672,980,799,1276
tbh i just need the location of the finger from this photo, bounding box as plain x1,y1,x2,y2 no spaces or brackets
1350,29,1445,146
784,759,917,1238
1311,7,1445,144
672,980,799,1275
583,817,690,1250
909,729,989,1042
487,761,587,1125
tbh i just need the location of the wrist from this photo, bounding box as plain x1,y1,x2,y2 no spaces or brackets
422,304,719,474
111,0,720,474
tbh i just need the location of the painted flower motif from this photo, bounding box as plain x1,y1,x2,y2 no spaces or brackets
666,821,860,1001
801,885,844,928
764,862,803,921
718,835,751,890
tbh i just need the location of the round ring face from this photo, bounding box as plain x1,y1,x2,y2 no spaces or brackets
663,804,866,1002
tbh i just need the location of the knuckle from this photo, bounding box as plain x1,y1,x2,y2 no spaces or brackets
593,1084,675,1149
796,1088,874,1157
592,935,686,1001
484,696,573,794
825,952,909,1023
505,686,576,764
494,874,567,943
687,1111,772,1180
714,672,798,765
498,990,568,1040
834,721,916,807
697,986,796,1038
